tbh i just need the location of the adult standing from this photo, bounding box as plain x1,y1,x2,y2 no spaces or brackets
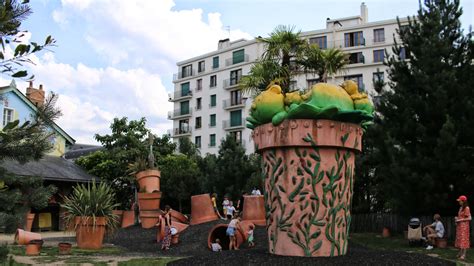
161,205,172,250
251,187,261,196
455,195,471,261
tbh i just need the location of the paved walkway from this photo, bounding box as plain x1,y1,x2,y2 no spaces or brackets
0,231,75,244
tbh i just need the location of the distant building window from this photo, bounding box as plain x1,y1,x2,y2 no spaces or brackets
209,134,216,147
210,75,217,87
232,49,245,64
349,52,365,64
399,47,410,60
181,82,190,97
307,79,319,88
344,74,364,92
180,101,190,115
196,97,202,110
198,60,205,73
178,119,189,134
230,110,242,127
230,131,242,144
210,94,216,107
3,108,13,126
230,69,242,86
181,64,192,78
195,117,202,129
209,114,216,127
373,28,385,43
344,31,364,47
230,90,242,105
195,136,201,148
196,79,202,91
309,36,327,49
213,56,219,69
373,49,385,63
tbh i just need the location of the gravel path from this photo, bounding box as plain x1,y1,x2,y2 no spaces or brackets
109,220,454,266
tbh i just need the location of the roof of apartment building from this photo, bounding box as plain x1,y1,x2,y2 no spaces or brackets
64,143,104,160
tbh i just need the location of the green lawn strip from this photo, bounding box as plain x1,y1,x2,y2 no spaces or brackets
118,257,180,266
350,233,473,263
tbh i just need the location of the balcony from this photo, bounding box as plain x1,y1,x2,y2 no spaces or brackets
325,39,366,49
223,98,246,110
372,38,385,44
223,119,246,130
167,108,192,120
223,78,241,90
173,69,196,81
225,54,250,66
167,127,192,137
168,89,193,102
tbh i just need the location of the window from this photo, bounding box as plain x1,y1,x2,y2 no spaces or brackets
373,28,385,43
180,101,190,115
195,117,202,129
3,108,13,126
209,134,216,147
178,119,189,134
196,79,202,91
399,47,410,60
210,75,217,87
230,110,242,127
181,64,192,78
344,74,364,91
230,90,242,105
349,52,364,64
230,69,242,86
344,31,364,47
213,56,219,69
309,36,327,49
209,114,216,127
195,136,201,148
232,49,245,64
181,82,190,96
198,60,205,73
196,97,202,110
373,49,384,63
230,131,242,144
307,79,319,88
210,94,216,107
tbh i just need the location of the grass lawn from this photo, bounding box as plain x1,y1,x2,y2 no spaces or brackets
351,233,473,264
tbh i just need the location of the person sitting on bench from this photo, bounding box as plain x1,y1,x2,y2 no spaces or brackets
424,213,445,250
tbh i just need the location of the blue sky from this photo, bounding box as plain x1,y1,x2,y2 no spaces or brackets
5,0,473,144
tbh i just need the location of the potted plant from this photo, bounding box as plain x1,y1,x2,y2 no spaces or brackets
62,181,119,250
128,133,161,193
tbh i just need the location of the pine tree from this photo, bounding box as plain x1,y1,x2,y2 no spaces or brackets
372,0,473,215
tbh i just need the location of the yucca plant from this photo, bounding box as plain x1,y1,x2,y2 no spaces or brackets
62,181,120,231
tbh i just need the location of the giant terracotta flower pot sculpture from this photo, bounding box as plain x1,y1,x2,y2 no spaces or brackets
190,194,218,225
136,169,160,193
247,81,373,257
242,195,266,226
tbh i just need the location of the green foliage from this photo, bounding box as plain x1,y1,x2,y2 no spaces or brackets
61,181,119,231
0,244,7,262
356,0,474,215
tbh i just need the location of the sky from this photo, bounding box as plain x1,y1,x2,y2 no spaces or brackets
2,0,472,144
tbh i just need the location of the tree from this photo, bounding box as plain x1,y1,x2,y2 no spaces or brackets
76,117,177,210
368,0,473,215
0,0,55,79
300,46,349,82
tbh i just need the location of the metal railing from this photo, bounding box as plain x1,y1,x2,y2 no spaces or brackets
167,108,192,119
222,119,246,130
223,98,246,109
173,69,195,81
168,89,192,101
225,54,250,66
167,127,192,137
223,78,241,89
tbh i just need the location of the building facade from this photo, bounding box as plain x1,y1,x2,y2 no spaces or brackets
169,3,408,155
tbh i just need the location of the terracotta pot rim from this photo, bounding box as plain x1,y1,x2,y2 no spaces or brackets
58,242,72,247
74,216,107,226
136,169,160,179
138,192,162,198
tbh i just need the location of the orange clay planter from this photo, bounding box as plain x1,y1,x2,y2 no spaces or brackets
170,209,189,224
121,210,135,228
139,210,161,229
15,229,41,245
252,119,363,257
207,224,245,250
25,239,43,256
242,195,266,226
157,218,189,242
75,216,107,250
190,194,218,225
382,227,391,238
112,210,124,225
138,192,162,211
58,242,72,255
136,169,160,193
25,212,35,232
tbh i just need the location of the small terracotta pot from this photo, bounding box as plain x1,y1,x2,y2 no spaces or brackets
15,229,42,245
139,210,161,229
435,238,447,248
242,195,266,226
190,194,218,225
136,169,160,193
122,210,135,228
25,212,35,232
382,227,391,238
58,242,72,255
207,224,245,250
170,209,189,224
171,234,179,245
138,192,162,211
25,239,43,256
75,216,107,250
157,220,189,242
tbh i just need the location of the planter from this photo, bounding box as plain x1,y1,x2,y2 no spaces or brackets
207,224,246,250
58,242,72,255
75,216,107,250
382,227,391,238
170,209,189,224
253,119,362,257
171,234,180,244
15,229,42,245
112,210,124,226
121,210,135,228
25,239,43,256
139,210,161,229
190,194,218,225
242,195,266,226
138,192,162,211
25,212,35,232
136,169,160,193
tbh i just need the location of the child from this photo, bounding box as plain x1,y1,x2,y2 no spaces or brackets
226,215,241,250
211,193,223,219
226,202,236,220
222,196,230,220
211,238,222,252
247,224,255,248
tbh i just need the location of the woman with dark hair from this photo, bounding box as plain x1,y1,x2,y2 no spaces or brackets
455,195,471,260
161,205,172,250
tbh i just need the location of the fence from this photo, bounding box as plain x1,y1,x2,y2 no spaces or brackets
351,213,473,241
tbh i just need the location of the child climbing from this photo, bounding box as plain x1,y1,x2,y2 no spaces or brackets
226,201,237,220
222,196,230,220
226,214,241,250
248,224,255,248
211,193,223,219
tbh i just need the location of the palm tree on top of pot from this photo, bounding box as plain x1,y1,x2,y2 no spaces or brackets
298,44,349,83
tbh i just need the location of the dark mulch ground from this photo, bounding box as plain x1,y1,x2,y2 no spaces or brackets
108,220,455,266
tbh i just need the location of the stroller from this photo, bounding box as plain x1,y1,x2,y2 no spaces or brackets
407,217,424,246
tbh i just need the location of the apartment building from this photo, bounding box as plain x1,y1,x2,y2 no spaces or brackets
169,3,408,155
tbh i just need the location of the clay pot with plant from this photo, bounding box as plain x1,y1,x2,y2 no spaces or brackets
128,132,161,193
61,181,120,250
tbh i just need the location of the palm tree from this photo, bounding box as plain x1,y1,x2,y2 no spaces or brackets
300,45,349,83
239,60,288,97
